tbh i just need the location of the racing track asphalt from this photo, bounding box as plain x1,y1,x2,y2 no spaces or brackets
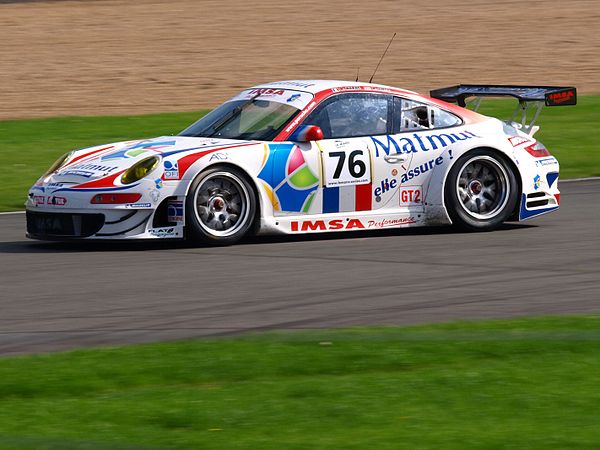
1,179,599,355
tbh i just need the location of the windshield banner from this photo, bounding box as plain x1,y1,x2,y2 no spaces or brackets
230,88,314,110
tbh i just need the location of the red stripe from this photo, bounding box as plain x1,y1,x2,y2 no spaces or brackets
75,169,127,189
64,146,114,168
176,143,255,179
355,183,372,211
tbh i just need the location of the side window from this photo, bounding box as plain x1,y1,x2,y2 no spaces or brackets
303,93,391,139
393,97,461,132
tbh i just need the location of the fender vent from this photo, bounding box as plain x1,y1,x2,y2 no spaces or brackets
153,197,179,228
527,192,546,199
527,199,549,208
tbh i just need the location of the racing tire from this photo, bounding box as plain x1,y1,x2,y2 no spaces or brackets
186,166,257,245
445,149,518,231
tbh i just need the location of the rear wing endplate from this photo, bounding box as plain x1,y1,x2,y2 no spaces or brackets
430,84,577,135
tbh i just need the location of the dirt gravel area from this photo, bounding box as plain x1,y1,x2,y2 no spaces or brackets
0,0,599,119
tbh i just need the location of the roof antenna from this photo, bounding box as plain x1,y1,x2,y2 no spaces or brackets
369,33,396,84
355,67,360,82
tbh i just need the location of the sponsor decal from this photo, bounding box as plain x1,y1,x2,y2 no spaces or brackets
546,89,576,106
290,219,365,232
287,93,301,103
399,186,423,206
331,86,362,92
284,100,317,133
47,196,67,206
374,178,397,197
61,170,95,178
126,202,152,208
209,152,228,161
154,178,163,189
248,88,286,96
163,160,179,179
367,217,416,228
334,140,350,148
533,174,542,190
258,143,319,213
150,227,177,237
331,86,394,94
535,157,558,167
400,156,445,183
59,163,119,179
270,81,316,88
33,195,45,206
371,131,480,157
167,199,184,223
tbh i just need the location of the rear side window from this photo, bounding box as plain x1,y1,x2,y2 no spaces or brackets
303,93,392,139
393,97,461,132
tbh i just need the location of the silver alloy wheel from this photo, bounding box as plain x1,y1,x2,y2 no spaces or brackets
456,155,510,220
192,171,251,237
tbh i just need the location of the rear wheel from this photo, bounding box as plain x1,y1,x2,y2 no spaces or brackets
186,167,257,245
445,149,518,231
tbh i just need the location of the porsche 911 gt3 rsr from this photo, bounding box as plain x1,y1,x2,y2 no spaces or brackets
26,80,576,245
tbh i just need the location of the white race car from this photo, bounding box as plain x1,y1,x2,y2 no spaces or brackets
26,80,576,245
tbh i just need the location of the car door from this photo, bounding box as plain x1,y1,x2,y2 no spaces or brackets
300,92,396,214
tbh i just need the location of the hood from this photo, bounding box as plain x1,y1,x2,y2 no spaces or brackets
49,136,251,184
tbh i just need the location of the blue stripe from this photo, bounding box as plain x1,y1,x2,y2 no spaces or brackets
323,187,340,213
50,183,141,194
519,193,558,220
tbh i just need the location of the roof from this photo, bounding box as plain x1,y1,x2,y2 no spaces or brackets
251,79,419,97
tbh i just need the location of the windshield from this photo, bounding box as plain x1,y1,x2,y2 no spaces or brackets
180,89,311,141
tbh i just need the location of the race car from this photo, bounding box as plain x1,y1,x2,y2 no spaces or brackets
26,80,576,245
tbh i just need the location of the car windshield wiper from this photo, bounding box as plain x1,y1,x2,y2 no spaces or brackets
205,92,262,137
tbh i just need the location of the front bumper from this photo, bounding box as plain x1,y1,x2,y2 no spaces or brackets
25,205,183,240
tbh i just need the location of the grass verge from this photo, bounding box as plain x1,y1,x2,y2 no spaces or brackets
0,316,599,449
1,95,598,211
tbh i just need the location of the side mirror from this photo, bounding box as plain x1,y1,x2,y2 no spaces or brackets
289,125,324,142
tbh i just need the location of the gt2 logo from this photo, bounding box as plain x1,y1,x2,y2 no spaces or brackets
399,187,423,206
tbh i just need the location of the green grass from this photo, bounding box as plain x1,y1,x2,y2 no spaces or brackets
1,96,598,211
0,111,207,212
476,95,600,179
0,316,599,449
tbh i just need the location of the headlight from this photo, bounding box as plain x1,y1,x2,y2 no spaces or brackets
121,156,160,184
43,151,73,177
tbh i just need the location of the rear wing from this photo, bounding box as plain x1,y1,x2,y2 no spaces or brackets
430,84,577,135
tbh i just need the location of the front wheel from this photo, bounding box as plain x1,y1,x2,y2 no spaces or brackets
186,167,257,245
445,150,518,231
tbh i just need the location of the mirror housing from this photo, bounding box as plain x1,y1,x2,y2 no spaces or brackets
289,125,324,142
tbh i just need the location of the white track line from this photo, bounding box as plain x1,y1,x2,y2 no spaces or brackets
560,176,600,183
0,211,25,215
